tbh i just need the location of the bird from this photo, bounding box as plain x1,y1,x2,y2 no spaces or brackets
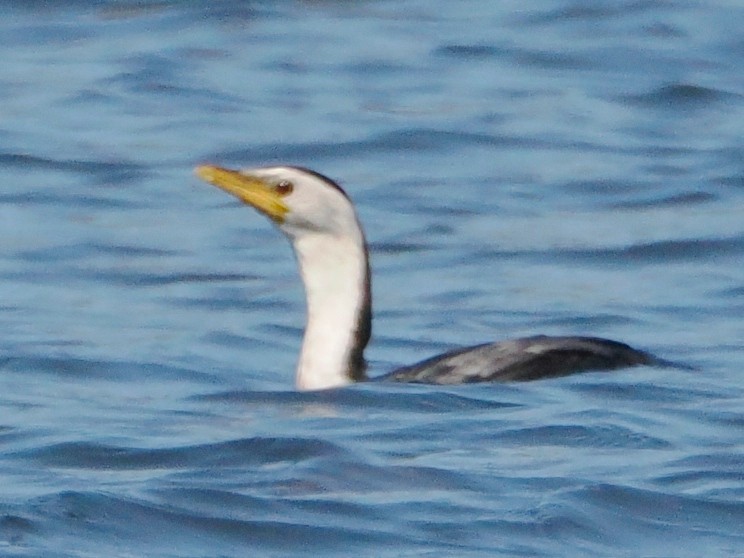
194,164,666,391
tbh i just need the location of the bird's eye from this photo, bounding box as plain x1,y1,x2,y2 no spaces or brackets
275,180,294,196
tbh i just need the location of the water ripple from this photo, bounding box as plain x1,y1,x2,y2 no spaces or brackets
625,83,742,109
0,152,145,182
15,437,347,470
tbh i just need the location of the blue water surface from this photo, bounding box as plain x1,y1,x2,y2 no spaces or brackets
1,1,743,556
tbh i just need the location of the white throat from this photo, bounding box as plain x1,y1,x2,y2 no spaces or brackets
291,229,370,390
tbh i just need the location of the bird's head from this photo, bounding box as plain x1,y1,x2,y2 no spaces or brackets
194,165,360,240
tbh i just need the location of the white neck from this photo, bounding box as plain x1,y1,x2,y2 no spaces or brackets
291,230,371,390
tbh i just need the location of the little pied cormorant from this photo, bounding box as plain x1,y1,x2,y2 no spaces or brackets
195,165,666,391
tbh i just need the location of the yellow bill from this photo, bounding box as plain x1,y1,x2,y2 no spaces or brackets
194,165,289,223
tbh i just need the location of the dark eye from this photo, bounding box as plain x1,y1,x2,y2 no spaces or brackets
275,180,294,195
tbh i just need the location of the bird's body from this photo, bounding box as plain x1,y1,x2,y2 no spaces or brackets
381,335,657,384
195,164,666,391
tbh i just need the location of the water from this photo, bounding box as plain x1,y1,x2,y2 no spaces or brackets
1,1,743,556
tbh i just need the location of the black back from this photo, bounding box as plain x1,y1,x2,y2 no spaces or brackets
382,335,663,384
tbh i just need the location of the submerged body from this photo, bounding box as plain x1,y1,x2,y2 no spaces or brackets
383,335,658,384
195,165,665,391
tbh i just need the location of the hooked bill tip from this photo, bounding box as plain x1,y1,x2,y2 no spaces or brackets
194,164,221,182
